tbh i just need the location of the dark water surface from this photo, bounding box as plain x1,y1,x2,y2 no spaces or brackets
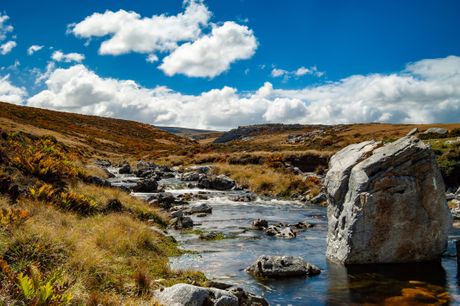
113,171,460,305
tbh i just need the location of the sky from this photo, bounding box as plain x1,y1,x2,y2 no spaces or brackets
0,0,460,130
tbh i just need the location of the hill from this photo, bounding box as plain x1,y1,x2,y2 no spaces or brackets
157,125,222,141
0,101,194,159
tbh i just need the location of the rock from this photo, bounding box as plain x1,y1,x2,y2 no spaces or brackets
199,231,223,240
310,193,327,205
451,200,460,219
186,165,211,174
226,287,269,306
229,193,256,202
137,160,156,172
169,216,194,229
181,172,204,181
406,127,419,136
265,225,296,239
170,210,184,218
252,219,268,229
325,136,451,264
154,284,238,306
290,222,314,229
246,255,320,278
132,179,158,193
189,202,212,214
118,163,131,174
198,175,235,191
148,192,178,209
422,127,449,135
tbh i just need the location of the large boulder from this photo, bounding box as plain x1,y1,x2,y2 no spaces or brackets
246,255,320,278
325,136,451,264
154,284,238,306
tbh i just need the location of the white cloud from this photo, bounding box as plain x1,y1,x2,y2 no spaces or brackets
0,75,27,104
0,14,14,41
0,41,16,55
146,54,159,63
271,68,288,77
27,45,44,55
159,21,257,78
294,67,310,76
273,65,324,79
51,50,85,63
0,13,16,55
23,55,460,130
70,0,210,56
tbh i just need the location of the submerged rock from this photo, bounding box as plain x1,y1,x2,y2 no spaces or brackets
169,216,194,229
188,202,212,214
246,255,320,278
264,225,296,239
252,219,268,229
325,136,451,264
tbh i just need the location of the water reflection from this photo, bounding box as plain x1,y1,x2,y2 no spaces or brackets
327,261,450,305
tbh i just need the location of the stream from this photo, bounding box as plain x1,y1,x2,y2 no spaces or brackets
108,169,460,305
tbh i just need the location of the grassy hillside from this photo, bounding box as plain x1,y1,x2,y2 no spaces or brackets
0,105,206,304
0,102,194,160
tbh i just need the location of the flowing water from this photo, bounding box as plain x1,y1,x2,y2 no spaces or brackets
110,171,460,305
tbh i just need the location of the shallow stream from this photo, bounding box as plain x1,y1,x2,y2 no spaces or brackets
111,171,460,305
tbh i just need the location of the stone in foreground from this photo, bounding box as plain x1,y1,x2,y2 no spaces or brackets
154,283,268,306
246,255,320,278
325,136,451,264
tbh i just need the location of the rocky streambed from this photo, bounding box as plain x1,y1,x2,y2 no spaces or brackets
98,159,460,305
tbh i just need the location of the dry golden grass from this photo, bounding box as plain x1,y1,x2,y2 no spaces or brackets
1,198,205,304
70,183,170,226
212,163,319,197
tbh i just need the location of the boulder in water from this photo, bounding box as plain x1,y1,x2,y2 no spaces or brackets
325,136,451,264
198,175,235,190
246,255,320,278
118,163,131,174
132,178,158,193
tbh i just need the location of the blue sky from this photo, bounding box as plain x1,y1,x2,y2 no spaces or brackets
0,0,460,129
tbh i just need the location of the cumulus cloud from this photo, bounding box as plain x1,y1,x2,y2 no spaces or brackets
0,41,16,55
24,55,460,130
27,45,44,55
70,0,210,56
70,1,257,78
159,22,257,77
0,75,27,104
51,50,85,63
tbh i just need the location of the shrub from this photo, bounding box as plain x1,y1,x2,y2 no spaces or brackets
16,266,73,305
